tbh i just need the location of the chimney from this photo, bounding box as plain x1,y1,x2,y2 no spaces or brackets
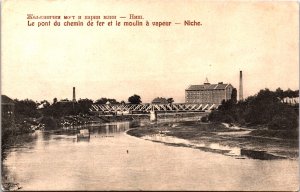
72,87,76,102
239,71,243,101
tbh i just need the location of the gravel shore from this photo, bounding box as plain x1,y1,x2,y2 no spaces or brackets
127,120,298,159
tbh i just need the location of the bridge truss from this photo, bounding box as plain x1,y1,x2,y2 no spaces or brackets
89,103,219,114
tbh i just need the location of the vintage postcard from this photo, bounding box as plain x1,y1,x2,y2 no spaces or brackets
1,0,299,191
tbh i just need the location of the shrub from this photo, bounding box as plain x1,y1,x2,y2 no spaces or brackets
40,116,58,130
223,114,234,124
200,116,208,122
268,114,298,130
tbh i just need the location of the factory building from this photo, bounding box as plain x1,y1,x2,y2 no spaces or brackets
185,79,234,104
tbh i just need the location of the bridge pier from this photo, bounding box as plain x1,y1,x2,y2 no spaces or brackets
150,111,157,122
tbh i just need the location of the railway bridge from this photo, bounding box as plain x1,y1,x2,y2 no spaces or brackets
89,103,219,114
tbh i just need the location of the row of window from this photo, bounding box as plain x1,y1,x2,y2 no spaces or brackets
186,94,226,99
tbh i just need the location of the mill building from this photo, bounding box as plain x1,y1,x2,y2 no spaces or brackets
185,79,234,104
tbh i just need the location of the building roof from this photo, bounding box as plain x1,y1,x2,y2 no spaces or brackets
186,83,232,91
1,95,15,104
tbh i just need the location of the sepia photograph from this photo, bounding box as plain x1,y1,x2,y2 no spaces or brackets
1,0,299,191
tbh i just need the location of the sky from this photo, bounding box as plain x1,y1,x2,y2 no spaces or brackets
2,0,299,103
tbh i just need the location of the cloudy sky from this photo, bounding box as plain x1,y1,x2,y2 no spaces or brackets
2,0,299,103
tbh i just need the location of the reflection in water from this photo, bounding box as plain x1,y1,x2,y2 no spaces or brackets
5,132,38,153
2,121,299,191
240,149,285,160
41,132,51,141
209,143,241,156
88,121,130,135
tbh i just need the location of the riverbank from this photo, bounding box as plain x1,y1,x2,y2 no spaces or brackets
1,131,38,191
1,114,147,191
127,120,299,159
2,165,22,191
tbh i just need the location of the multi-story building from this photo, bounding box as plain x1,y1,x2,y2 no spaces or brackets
185,80,234,104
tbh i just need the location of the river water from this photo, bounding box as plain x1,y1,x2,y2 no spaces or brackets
3,122,299,191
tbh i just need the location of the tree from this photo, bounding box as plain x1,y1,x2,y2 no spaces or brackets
167,98,174,104
107,98,119,104
275,88,284,99
95,98,107,104
231,88,237,103
209,88,299,135
293,90,299,97
95,98,108,104
244,89,281,124
128,94,142,104
53,98,58,104
76,99,93,114
40,100,50,108
95,98,119,104
152,97,168,104
14,99,39,118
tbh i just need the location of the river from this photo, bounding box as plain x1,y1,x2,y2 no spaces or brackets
2,122,299,191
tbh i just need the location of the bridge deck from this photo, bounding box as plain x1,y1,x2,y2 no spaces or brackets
89,103,219,113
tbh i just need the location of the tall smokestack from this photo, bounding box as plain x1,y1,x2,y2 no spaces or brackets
72,87,76,102
239,71,243,101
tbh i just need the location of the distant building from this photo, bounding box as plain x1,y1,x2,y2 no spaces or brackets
185,79,234,104
58,99,72,103
1,95,15,119
281,97,299,106
151,97,168,104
